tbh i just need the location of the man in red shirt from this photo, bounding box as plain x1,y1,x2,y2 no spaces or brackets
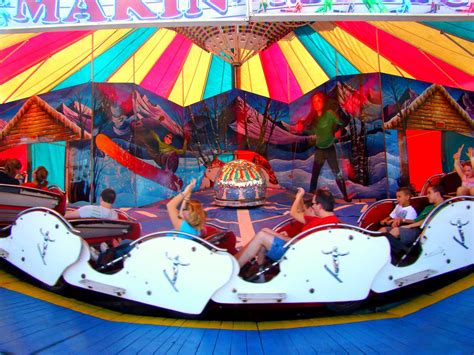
236,188,340,268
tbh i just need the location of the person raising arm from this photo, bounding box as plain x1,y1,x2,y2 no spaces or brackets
453,145,474,196
289,187,307,224
166,179,206,238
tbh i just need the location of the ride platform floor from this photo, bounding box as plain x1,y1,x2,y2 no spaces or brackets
117,188,369,246
0,270,473,354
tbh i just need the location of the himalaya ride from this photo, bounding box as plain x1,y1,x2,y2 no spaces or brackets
0,194,472,315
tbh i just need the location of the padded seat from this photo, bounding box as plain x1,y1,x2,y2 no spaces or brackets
358,199,396,231
0,184,63,226
202,224,238,254
440,172,462,196
421,171,461,196
409,196,430,214
68,218,141,245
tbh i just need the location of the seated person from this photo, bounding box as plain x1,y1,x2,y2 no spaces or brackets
453,145,474,196
0,158,22,185
386,184,444,249
236,188,340,268
65,188,118,219
166,178,206,238
92,180,206,266
21,166,49,190
90,237,134,265
379,186,417,231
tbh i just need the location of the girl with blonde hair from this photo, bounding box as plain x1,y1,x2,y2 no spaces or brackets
453,145,474,196
167,178,206,237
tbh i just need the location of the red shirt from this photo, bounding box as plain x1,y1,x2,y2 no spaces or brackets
21,182,49,191
302,215,340,232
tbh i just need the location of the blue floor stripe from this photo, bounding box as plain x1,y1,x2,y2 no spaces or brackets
195,328,219,354
213,329,233,355
246,330,264,354
230,329,247,354
179,327,207,354
0,286,473,353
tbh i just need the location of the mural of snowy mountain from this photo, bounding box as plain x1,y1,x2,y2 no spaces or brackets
270,149,389,200
231,96,305,145
61,102,92,134
336,76,382,122
383,88,419,120
458,92,474,119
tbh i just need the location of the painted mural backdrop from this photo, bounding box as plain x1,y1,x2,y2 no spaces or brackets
90,83,188,206
87,74,387,205
282,74,387,201
381,74,474,191
1,73,472,207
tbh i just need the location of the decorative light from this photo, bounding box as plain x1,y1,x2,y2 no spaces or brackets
173,22,307,66
214,159,267,207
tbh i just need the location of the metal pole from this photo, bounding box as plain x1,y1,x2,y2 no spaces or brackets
89,32,96,203
376,28,390,198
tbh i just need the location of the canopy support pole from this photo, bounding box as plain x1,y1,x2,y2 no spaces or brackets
376,27,397,196
89,32,96,203
233,64,242,89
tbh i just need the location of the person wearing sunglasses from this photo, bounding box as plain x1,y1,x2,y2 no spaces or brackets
236,187,340,268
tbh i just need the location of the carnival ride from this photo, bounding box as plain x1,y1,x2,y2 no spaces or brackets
0,186,471,316
0,184,66,227
0,15,474,322
0,0,472,335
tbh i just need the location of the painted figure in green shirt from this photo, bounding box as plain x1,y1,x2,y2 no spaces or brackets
316,0,333,12
148,131,187,173
308,92,350,201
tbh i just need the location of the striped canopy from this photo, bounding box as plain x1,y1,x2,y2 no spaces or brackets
0,21,472,106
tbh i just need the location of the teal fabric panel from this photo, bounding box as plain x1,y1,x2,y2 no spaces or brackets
294,26,359,78
441,131,474,172
54,28,157,90
203,56,233,99
422,22,474,42
30,142,66,189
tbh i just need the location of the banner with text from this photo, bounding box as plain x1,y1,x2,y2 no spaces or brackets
0,0,471,32
251,0,472,16
0,0,248,31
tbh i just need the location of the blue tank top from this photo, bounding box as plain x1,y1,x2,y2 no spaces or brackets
178,220,199,240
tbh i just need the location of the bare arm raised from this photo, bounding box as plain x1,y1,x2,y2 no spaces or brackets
167,179,196,230
290,187,307,224
453,144,465,178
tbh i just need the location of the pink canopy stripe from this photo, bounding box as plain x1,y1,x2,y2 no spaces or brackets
0,31,92,85
336,21,473,91
0,42,24,63
139,34,193,98
260,44,302,103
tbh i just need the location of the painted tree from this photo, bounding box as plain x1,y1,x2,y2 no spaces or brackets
187,93,233,166
337,76,382,186
235,94,286,158
383,76,417,187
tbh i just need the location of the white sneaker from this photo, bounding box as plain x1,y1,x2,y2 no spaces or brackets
90,247,99,261
100,242,109,253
